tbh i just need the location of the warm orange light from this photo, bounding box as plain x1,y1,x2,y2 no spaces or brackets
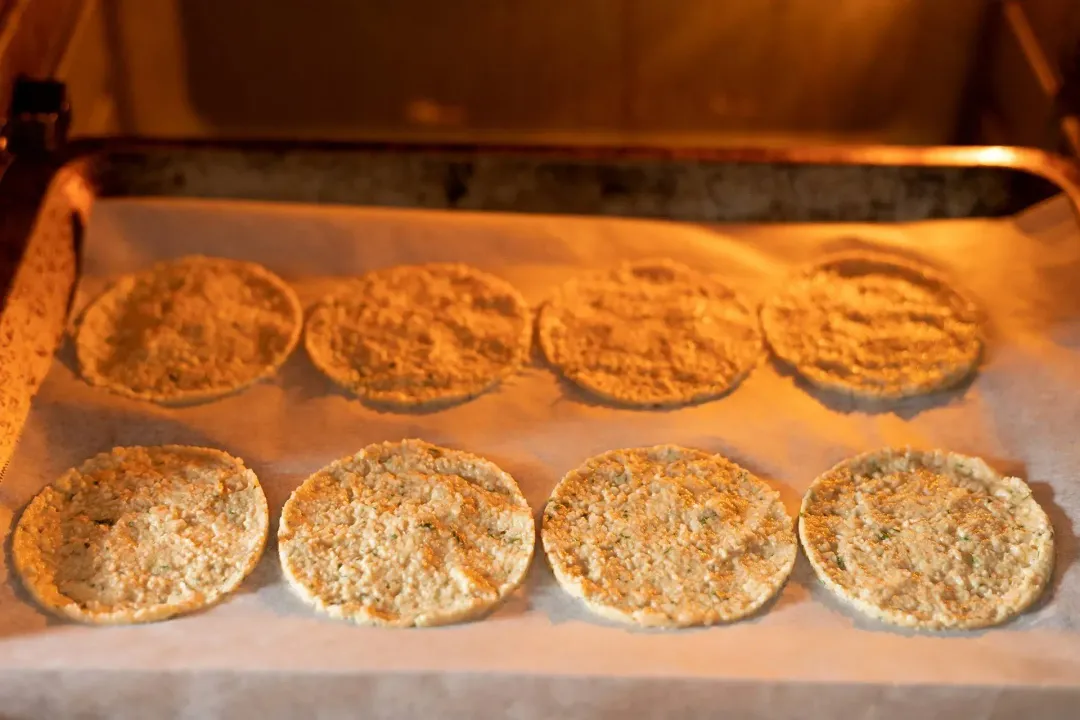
971,146,1018,166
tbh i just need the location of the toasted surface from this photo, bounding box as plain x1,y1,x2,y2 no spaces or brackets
541,445,796,627
278,439,534,627
304,263,531,408
760,252,983,399
799,448,1054,629
12,445,269,624
537,259,763,407
76,255,303,404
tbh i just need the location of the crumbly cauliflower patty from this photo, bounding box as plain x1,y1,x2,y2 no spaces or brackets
13,445,269,624
76,255,302,404
800,448,1054,629
538,259,763,407
304,263,531,408
760,253,982,399
278,439,534,627
542,445,796,627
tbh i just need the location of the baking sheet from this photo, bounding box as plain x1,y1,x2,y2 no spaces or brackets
2,196,1080,717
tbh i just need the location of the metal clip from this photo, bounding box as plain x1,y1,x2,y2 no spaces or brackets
1,76,71,157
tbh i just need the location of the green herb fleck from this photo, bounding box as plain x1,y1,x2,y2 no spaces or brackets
958,533,968,542
389,533,398,540
879,529,892,541
419,522,435,530
836,557,847,571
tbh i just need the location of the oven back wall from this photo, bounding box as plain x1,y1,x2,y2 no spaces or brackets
61,0,985,146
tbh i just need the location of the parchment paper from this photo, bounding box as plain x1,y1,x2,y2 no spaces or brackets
2,196,1080,719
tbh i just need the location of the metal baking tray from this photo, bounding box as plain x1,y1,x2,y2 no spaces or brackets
1,138,1080,720
1,139,1076,442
